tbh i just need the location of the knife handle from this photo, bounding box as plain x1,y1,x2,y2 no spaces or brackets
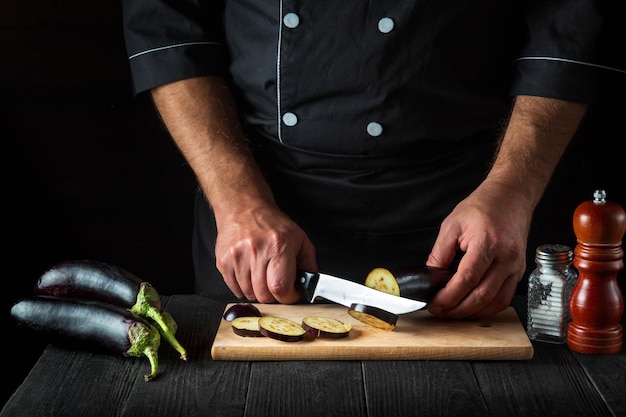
295,270,319,302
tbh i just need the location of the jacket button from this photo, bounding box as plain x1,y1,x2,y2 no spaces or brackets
367,122,383,137
283,12,300,29
378,17,395,34
282,112,298,126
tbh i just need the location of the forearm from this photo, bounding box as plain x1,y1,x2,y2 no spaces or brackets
485,95,588,210
427,95,589,318
150,76,276,219
151,76,315,303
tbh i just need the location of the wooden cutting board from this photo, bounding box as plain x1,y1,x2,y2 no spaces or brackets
211,303,534,361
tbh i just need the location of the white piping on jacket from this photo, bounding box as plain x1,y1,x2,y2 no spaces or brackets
516,56,626,75
276,1,284,143
128,41,219,60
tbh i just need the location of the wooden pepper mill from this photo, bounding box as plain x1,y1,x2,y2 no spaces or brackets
567,189,626,354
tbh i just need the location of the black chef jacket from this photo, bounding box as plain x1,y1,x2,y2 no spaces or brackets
123,0,605,294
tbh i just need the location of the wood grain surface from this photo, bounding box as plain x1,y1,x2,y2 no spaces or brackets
211,303,534,361
4,295,624,417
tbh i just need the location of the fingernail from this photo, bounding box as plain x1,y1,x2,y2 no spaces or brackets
429,307,442,316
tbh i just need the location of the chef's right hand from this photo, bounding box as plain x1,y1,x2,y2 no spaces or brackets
214,204,318,305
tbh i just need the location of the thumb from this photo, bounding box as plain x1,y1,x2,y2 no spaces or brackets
267,234,317,304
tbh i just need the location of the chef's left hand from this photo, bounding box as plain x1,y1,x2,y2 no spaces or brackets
425,181,530,319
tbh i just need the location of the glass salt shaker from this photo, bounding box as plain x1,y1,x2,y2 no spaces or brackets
527,244,578,343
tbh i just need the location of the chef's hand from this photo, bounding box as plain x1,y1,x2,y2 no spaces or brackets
149,77,319,305
425,181,530,319
426,96,587,319
214,204,317,305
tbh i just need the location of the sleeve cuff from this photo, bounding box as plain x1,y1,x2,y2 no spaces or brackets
510,57,599,104
127,42,229,96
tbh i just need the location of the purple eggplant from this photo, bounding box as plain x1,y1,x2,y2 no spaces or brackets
11,297,161,381
365,266,453,302
34,260,187,360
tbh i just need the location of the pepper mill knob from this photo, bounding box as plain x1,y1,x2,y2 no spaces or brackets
567,189,626,354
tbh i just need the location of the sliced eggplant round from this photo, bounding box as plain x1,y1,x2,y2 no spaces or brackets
348,303,398,331
231,316,263,337
301,316,351,338
258,316,306,342
223,303,262,322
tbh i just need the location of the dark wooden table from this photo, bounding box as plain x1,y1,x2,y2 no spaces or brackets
2,295,624,417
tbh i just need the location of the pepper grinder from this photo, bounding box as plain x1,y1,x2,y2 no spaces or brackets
568,189,626,354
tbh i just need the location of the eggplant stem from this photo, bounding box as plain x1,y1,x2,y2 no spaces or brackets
132,283,188,360
127,321,161,381
142,346,159,382
143,305,188,357
159,310,188,361
133,283,168,330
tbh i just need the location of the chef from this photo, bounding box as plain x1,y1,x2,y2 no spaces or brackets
122,0,606,319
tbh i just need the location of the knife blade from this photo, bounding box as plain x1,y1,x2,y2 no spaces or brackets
296,270,427,315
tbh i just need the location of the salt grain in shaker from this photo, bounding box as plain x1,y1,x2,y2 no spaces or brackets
527,244,578,343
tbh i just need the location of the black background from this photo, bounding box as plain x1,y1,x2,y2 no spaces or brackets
2,1,625,408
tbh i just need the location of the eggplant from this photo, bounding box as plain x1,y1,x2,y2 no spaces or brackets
223,303,262,322
364,268,401,296
301,316,351,338
231,316,264,337
258,316,306,342
348,303,398,331
11,297,161,381
365,266,453,302
35,260,187,360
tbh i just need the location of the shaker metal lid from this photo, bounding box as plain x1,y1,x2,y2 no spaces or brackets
536,244,573,263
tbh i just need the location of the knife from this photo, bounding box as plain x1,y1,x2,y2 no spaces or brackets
296,269,448,315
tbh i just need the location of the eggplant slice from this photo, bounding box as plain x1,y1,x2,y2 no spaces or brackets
348,303,398,331
301,316,351,338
